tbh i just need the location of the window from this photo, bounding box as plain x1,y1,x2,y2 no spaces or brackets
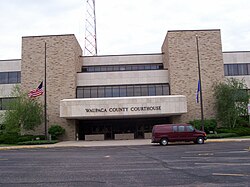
76,84,170,98
0,72,8,84
186,126,194,132
112,87,120,97
77,87,84,98
173,126,177,132
141,86,148,96
105,87,112,97
155,85,163,95
98,87,105,97
224,65,229,76
125,65,132,71
127,86,134,97
17,72,21,83
224,63,250,76
81,63,164,72
119,66,126,71
0,98,16,110
162,85,169,95
94,66,101,72
178,126,185,132
120,86,127,97
100,66,106,72
238,64,248,75
134,86,141,96
148,85,156,96
8,72,17,83
91,87,98,98
83,88,91,98
107,66,113,72
0,71,21,84
88,67,95,72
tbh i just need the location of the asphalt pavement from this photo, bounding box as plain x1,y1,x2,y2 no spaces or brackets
0,141,249,186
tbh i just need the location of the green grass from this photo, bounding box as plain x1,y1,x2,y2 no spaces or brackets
224,135,250,139
0,144,16,147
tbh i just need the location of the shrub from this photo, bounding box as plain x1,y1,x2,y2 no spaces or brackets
17,140,58,145
17,135,34,142
217,127,250,136
207,133,238,139
189,119,217,133
48,125,65,140
0,133,19,144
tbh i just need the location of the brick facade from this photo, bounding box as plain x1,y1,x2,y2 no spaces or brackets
21,34,82,140
162,30,224,123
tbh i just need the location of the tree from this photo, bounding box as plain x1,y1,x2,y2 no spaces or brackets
3,86,43,134
213,78,249,128
48,125,65,140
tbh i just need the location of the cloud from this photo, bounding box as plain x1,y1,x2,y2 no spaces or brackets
0,0,249,59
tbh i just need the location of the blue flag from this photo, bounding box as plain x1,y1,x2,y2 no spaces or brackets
196,80,200,103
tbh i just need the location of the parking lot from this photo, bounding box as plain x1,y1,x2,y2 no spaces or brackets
0,141,249,186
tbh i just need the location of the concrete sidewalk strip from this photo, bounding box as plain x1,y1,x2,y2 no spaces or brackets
0,138,249,150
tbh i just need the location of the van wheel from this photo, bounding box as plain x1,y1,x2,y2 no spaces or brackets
160,138,168,146
196,137,204,144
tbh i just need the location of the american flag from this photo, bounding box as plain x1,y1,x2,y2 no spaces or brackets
28,81,44,98
196,80,200,103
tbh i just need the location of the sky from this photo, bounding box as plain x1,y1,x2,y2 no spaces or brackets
0,0,250,59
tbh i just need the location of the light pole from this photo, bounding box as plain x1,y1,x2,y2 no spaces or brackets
44,42,48,140
196,35,205,132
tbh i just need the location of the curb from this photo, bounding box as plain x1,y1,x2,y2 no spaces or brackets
0,138,250,150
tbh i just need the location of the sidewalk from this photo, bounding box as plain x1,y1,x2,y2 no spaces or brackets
0,138,250,150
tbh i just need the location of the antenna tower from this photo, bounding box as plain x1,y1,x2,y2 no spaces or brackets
84,0,97,56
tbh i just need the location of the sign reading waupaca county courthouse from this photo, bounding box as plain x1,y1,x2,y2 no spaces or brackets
85,106,161,113
60,95,187,119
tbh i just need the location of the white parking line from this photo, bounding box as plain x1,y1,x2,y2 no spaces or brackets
212,173,250,177
195,163,250,166
217,150,249,154
0,158,8,161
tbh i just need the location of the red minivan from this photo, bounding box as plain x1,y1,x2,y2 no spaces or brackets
151,124,207,146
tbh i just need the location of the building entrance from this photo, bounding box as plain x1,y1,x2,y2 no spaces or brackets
77,117,171,140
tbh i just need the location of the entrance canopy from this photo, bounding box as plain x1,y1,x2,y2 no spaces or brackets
60,95,187,119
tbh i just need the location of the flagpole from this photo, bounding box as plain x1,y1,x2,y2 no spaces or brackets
44,42,48,140
196,35,205,132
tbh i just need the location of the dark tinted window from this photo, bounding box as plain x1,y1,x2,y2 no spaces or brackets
98,87,105,97
113,87,120,97
120,86,127,97
148,85,156,96
91,87,98,98
81,63,164,72
127,86,134,96
0,98,16,110
134,86,141,96
83,88,91,98
0,72,8,84
76,84,170,98
76,87,83,98
0,72,20,84
224,63,250,76
105,87,112,97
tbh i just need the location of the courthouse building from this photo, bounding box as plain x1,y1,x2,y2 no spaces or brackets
0,29,249,140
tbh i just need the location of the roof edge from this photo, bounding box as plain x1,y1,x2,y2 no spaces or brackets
82,53,163,58
22,34,75,38
168,29,220,33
